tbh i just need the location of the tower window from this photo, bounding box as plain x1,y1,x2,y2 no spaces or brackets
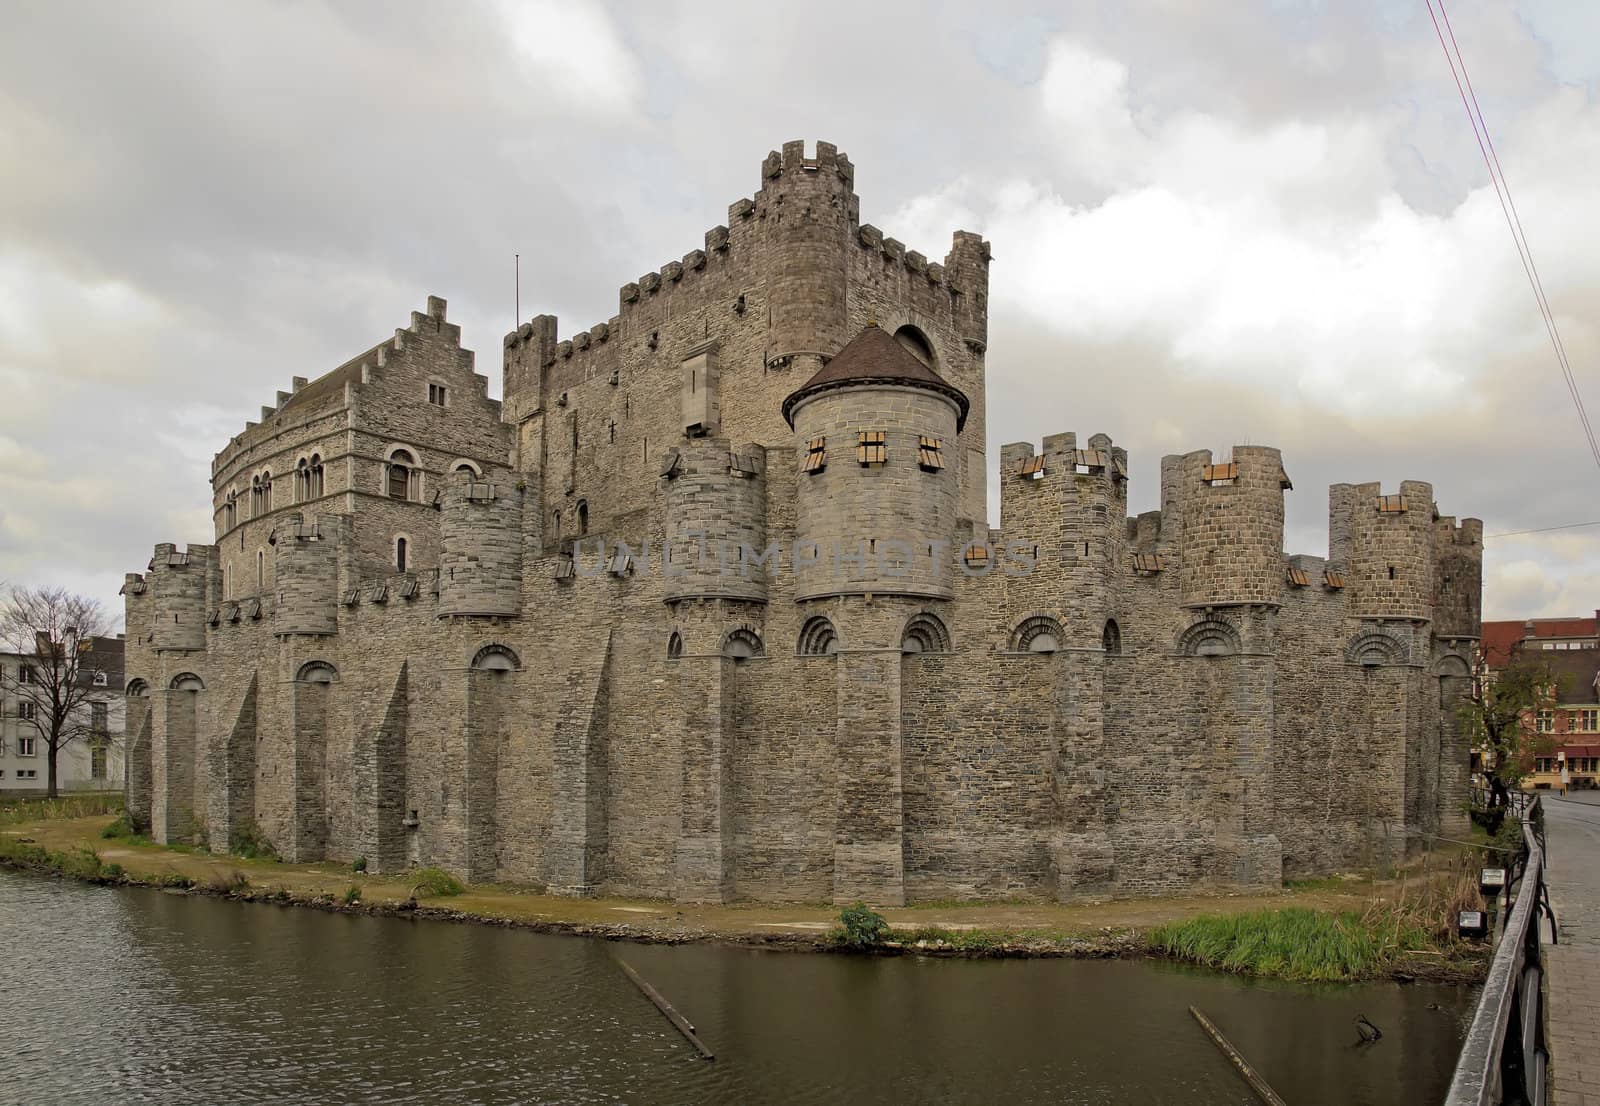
428,383,447,406
395,537,408,573
388,450,416,500
917,436,944,472
803,437,827,474
1388,566,1396,580
857,430,887,466
577,501,589,535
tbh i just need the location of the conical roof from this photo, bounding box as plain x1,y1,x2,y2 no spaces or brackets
781,323,970,430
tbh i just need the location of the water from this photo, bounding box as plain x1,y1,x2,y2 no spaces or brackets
0,870,1473,1105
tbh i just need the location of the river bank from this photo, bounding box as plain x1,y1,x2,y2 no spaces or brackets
0,806,1490,984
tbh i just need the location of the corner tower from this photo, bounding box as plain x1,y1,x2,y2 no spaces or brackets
783,322,969,603
759,140,858,379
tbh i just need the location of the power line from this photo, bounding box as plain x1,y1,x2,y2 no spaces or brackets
1425,0,1600,472
1486,520,1600,540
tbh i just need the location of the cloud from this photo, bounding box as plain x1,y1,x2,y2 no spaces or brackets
0,0,1593,627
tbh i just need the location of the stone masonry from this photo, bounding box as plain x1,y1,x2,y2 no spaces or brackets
123,140,1482,905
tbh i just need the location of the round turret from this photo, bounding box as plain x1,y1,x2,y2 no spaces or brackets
439,471,523,618
149,543,209,652
663,440,768,604
273,514,338,634
1348,480,1435,620
1178,446,1286,607
759,140,857,377
785,323,968,602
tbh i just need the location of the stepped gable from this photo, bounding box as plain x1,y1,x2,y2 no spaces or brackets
781,322,970,431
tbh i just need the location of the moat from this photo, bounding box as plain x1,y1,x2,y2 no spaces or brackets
0,870,1476,1105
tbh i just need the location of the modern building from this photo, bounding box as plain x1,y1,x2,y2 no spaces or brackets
123,140,1481,904
0,636,125,795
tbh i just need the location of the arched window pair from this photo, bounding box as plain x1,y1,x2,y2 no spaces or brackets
296,454,325,501
222,490,238,531
251,472,272,517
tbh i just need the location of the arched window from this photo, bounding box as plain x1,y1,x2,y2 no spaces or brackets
551,510,561,540
1178,619,1241,657
169,673,205,692
471,643,520,672
798,616,839,656
1345,631,1405,668
295,661,338,684
296,457,310,502
577,500,589,535
452,459,481,479
721,627,763,660
125,678,149,697
261,470,272,512
388,449,416,500
256,549,264,590
667,631,684,659
901,612,951,655
894,324,937,370
222,491,237,531
250,475,262,518
1102,619,1122,655
395,536,408,573
1011,615,1064,654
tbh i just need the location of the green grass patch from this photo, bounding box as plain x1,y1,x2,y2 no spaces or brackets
409,867,464,898
1150,906,1433,982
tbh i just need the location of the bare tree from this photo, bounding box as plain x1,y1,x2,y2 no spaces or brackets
0,586,115,798
1461,654,1556,830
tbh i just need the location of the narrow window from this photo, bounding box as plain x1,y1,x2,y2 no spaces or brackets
428,383,447,406
857,430,886,466
917,436,944,472
297,458,310,502
803,437,827,474
395,537,408,573
91,702,107,731
310,454,324,497
1388,566,1396,580
577,501,589,535
261,471,272,512
256,550,264,589
90,743,107,780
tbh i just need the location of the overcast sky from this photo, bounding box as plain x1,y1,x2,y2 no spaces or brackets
2,0,1597,627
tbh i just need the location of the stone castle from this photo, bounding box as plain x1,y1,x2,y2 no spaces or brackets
122,140,1482,904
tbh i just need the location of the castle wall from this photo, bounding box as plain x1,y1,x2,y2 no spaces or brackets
127,142,1480,909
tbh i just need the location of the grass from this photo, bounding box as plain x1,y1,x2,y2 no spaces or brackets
0,793,123,827
1150,906,1433,982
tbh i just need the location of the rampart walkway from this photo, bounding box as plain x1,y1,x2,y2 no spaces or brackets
1542,794,1600,1104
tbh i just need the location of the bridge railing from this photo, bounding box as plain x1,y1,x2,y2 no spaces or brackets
1445,792,1552,1106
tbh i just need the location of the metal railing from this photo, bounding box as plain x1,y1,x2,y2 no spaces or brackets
1445,792,1555,1106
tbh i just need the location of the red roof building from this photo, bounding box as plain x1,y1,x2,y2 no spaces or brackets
1480,612,1599,669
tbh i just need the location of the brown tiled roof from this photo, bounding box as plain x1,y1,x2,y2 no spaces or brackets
781,324,970,430
1482,615,1600,668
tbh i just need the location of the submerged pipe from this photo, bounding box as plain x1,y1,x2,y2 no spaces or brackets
1189,1006,1287,1106
615,955,715,1061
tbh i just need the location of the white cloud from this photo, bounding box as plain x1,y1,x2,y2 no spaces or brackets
497,0,643,119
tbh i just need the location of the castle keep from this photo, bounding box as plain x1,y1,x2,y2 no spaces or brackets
123,141,1482,904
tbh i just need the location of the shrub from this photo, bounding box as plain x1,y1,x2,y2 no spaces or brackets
160,873,195,889
209,870,250,895
351,856,368,873
342,885,362,906
104,862,124,879
837,902,890,949
100,815,132,839
410,867,464,898
228,821,279,861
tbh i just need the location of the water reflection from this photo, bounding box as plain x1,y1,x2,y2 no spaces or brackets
0,872,1473,1105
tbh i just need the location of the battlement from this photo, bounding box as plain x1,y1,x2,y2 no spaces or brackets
1434,515,1484,545
501,139,992,421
